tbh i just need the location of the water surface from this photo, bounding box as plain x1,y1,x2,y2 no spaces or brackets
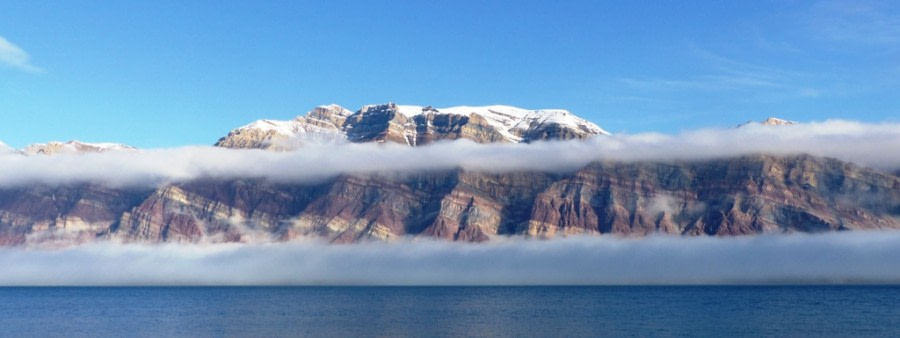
0,286,897,337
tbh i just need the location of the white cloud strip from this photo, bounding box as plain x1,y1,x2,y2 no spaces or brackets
1,120,898,188
1,232,899,285
0,36,42,73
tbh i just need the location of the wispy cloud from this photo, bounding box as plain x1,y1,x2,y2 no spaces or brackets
619,46,821,98
2,232,900,285
807,0,900,46
0,35,43,73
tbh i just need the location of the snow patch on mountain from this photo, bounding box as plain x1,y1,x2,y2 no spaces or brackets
738,117,798,128
23,140,137,155
761,117,797,126
394,104,609,142
225,103,609,150
218,105,353,149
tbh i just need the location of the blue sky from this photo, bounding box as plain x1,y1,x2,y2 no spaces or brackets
1,0,898,148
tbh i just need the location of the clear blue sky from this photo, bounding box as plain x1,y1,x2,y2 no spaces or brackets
1,0,898,148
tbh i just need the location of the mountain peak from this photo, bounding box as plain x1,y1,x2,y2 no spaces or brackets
738,117,798,128
760,117,797,126
22,140,137,155
312,104,354,117
217,103,609,150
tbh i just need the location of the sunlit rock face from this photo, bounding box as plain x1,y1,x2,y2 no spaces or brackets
112,181,326,243
0,184,152,245
215,103,608,150
3,154,895,245
524,154,900,237
214,105,353,150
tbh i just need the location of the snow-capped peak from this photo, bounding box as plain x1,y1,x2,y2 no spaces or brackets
239,119,299,135
760,117,797,126
218,102,609,150
738,117,798,128
236,105,353,133
23,140,137,155
382,104,609,141
219,105,353,149
316,104,355,117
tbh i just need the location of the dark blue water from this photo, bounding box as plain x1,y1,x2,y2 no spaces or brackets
0,286,897,337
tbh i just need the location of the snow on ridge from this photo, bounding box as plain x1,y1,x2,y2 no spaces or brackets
22,140,137,155
437,105,608,137
44,140,134,150
761,117,797,126
391,104,608,136
738,117,799,128
226,106,351,148
240,119,298,135
316,104,354,117
236,104,352,134
230,103,608,146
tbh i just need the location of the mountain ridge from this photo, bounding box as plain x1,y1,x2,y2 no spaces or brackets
3,112,895,246
215,102,608,150
5,114,802,153
22,140,136,155
0,153,896,246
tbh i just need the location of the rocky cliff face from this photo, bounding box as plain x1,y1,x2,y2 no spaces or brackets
215,103,608,149
0,184,151,245
3,154,895,245
214,105,353,150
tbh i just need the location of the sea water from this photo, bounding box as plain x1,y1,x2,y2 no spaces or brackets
0,286,897,337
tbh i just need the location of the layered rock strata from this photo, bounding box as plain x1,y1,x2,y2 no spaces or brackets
215,103,608,150
1,154,896,245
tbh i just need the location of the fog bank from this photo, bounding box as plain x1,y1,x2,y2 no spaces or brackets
1,119,899,187
2,232,900,285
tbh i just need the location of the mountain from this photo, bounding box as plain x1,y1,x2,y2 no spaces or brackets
2,109,899,246
738,117,798,128
22,140,136,155
214,104,354,150
759,117,797,126
1,154,897,245
216,103,608,150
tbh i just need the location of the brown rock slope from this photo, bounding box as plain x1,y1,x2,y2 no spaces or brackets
0,184,152,245
0,154,897,245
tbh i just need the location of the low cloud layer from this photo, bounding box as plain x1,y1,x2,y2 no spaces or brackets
2,232,899,285
1,119,899,187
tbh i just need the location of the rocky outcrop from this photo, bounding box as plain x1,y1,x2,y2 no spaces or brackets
214,105,353,150
0,184,151,245
112,180,327,243
215,103,608,149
